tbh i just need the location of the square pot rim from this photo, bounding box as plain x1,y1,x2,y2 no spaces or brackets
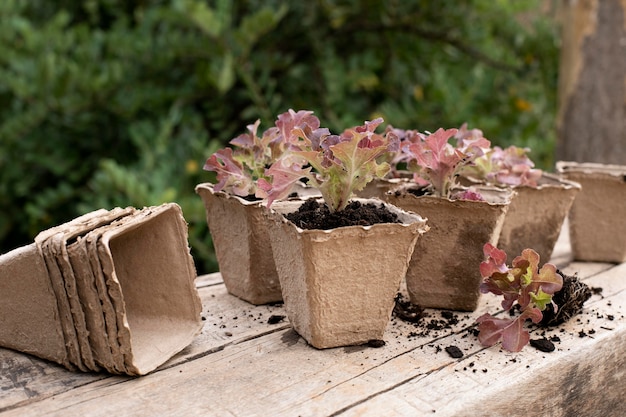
268,197,428,235
195,182,265,207
195,181,319,207
521,171,582,191
387,183,515,206
556,161,626,177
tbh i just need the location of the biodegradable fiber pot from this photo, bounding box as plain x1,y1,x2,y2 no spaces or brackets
497,172,581,262
266,198,428,349
196,183,282,305
556,161,626,263
0,204,202,375
386,186,513,311
355,177,410,199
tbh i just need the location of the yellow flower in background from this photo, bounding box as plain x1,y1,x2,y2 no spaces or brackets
369,111,385,122
514,98,532,112
413,85,424,101
186,159,199,174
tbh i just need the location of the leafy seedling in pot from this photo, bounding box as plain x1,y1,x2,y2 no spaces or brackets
258,117,398,212
460,143,543,188
394,126,491,201
203,109,321,198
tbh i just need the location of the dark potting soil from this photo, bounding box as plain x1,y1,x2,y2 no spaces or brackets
267,315,286,325
285,199,400,230
392,293,463,336
367,339,386,348
445,345,464,358
540,270,592,327
529,337,555,352
393,293,425,323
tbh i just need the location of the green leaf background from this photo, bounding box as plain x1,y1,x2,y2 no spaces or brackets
0,0,559,274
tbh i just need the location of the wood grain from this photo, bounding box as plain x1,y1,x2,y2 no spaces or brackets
1,231,624,417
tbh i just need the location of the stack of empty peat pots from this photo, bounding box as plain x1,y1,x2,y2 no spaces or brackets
0,203,202,375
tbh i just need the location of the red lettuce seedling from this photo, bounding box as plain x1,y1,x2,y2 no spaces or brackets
476,243,563,352
397,127,490,199
259,118,397,212
203,109,320,198
463,145,543,187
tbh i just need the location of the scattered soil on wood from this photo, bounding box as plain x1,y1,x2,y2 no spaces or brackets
285,199,400,230
540,270,592,327
530,337,555,352
393,293,425,323
445,345,464,358
267,315,286,324
392,293,465,338
367,339,386,348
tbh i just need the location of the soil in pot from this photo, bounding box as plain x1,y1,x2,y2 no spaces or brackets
285,199,401,230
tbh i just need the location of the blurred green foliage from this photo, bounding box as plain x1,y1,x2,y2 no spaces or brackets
0,0,559,273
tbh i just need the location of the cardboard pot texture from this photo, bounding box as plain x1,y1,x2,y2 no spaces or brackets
267,198,428,349
387,190,511,312
195,183,281,305
0,203,202,375
557,161,626,263
497,172,581,262
355,177,410,200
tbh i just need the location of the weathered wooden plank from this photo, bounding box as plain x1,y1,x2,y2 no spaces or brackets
0,283,287,412
338,263,626,416
339,296,624,416
3,260,623,417
194,272,223,288
0,352,110,411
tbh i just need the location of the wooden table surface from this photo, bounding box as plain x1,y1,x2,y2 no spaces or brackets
1,227,624,417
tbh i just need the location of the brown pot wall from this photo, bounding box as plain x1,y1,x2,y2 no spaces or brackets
196,183,282,305
498,173,581,262
386,189,511,311
267,198,428,349
0,204,202,375
557,162,626,263
355,177,409,200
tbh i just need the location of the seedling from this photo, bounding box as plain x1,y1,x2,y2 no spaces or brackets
476,243,563,352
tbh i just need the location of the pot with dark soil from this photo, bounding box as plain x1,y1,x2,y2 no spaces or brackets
260,117,429,348
556,161,626,263
267,198,427,348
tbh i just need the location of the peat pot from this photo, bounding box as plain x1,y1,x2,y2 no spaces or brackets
355,177,409,200
196,183,321,305
497,172,581,262
556,161,626,263
0,204,202,375
266,198,428,349
386,185,513,311
196,183,282,305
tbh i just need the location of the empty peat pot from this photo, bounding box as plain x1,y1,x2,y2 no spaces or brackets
0,203,202,375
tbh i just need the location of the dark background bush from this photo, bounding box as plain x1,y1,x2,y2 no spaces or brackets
0,0,559,274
